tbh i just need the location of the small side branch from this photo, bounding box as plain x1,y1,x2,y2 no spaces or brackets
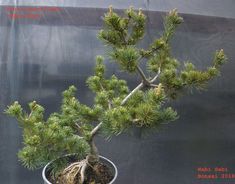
150,84,158,87
150,68,161,83
108,100,112,109
136,66,149,85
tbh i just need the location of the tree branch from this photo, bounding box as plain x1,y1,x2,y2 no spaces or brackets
136,65,149,85
90,122,103,138
150,84,158,87
90,82,144,137
150,68,161,83
89,68,160,138
108,100,112,109
121,82,144,105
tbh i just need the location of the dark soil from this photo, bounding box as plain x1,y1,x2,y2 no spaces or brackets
82,162,114,184
47,162,114,184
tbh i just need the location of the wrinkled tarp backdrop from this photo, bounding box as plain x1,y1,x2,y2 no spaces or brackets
0,1,235,184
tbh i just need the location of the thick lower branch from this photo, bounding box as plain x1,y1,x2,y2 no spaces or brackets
121,82,144,105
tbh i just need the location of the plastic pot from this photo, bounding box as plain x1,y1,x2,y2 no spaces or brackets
42,155,118,184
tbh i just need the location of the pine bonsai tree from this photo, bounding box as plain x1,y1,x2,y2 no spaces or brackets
5,7,227,184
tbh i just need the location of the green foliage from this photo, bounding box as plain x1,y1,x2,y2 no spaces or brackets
102,106,132,137
98,6,146,47
158,49,227,98
6,99,90,170
5,101,24,123
125,86,178,128
87,55,129,109
5,7,227,176
213,49,227,68
163,9,183,42
125,7,146,44
148,54,179,73
110,46,139,72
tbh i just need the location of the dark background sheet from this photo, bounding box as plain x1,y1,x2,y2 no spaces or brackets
0,1,235,184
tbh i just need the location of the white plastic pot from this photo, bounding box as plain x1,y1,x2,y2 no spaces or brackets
42,155,118,184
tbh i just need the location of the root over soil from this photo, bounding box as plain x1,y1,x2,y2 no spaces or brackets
49,160,114,184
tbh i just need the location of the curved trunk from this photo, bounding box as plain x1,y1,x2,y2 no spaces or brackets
86,137,99,165
86,122,102,165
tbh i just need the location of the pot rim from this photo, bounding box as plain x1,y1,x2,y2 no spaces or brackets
42,155,118,184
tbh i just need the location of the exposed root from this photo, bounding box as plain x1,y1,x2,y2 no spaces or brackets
80,160,88,183
61,159,88,184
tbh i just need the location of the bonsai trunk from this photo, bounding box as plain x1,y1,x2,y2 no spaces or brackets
86,137,99,165
86,122,103,165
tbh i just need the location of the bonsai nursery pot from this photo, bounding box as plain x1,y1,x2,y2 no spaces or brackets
42,155,118,184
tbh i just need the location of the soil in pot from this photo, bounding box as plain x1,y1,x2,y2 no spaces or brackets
46,157,114,184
